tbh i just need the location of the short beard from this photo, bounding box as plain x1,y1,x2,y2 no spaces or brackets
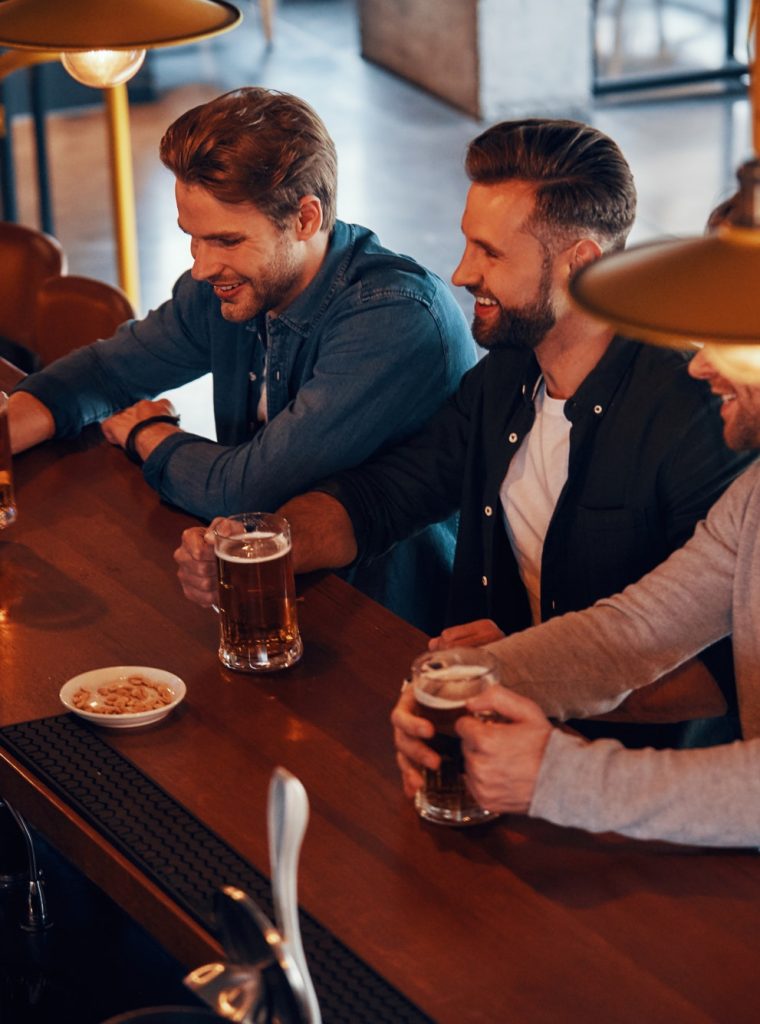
218,232,301,323
724,414,760,452
473,246,556,352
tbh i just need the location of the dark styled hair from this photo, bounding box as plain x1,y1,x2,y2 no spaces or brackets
465,118,636,252
159,87,338,231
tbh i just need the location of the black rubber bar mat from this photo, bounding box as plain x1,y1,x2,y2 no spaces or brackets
0,715,434,1024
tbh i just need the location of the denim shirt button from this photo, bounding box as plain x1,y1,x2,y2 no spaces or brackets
481,575,488,587
484,505,493,517
249,372,257,382
593,404,603,415
508,432,518,444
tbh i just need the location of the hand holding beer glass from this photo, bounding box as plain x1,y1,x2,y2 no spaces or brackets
409,647,501,826
213,513,303,673
0,393,17,528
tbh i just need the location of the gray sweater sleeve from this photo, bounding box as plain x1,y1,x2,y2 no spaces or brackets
531,730,760,847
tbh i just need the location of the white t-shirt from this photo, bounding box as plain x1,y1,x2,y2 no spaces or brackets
500,380,571,624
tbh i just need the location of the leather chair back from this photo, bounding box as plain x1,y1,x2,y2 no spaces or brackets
32,274,135,366
0,221,65,370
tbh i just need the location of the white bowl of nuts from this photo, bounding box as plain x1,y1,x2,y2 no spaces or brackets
59,666,186,729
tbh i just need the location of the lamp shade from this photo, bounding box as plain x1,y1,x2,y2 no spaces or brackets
0,0,242,52
570,222,760,348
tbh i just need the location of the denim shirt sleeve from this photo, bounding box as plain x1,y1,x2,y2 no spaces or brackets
142,283,475,519
13,274,214,437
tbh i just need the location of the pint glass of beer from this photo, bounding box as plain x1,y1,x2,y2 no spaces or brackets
0,393,17,528
213,513,303,673
410,647,501,826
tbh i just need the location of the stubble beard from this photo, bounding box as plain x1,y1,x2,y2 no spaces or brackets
724,409,760,452
219,238,301,323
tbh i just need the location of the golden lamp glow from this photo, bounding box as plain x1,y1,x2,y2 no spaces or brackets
569,0,760,380
61,50,147,89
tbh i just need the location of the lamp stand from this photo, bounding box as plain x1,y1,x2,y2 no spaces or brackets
0,51,141,311
104,83,140,309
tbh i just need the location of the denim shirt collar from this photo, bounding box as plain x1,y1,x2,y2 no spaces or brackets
264,220,355,338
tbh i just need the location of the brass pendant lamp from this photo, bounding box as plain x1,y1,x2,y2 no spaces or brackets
570,0,760,381
0,0,241,84
0,0,242,308
0,0,241,50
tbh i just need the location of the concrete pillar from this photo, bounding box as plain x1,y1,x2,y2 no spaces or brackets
359,0,593,120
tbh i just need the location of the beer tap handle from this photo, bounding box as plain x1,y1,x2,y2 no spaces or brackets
268,767,321,1024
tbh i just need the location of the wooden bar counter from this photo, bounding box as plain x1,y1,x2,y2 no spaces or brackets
1,364,759,1022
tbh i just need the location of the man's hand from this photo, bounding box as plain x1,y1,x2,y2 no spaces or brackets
429,618,505,651
390,684,439,799
458,688,553,815
174,521,222,608
101,398,179,458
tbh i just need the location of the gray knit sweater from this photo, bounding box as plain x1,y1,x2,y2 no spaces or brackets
486,462,760,847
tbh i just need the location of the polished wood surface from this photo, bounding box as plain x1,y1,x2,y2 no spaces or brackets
1,371,759,1022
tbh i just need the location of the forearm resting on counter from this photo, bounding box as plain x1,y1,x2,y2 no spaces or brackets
278,491,358,573
591,657,727,724
8,391,55,453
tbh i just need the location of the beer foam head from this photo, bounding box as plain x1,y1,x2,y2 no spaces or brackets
216,530,291,563
414,662,491,707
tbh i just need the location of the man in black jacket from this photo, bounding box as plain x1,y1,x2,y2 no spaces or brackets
176,118,752,747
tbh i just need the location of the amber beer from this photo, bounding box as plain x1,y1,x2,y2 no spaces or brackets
214,513,303,673
0,393,16,528
411,648,501,826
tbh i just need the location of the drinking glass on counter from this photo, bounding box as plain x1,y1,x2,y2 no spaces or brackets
213,512,303,673
410,647,502,826
0,393,16,528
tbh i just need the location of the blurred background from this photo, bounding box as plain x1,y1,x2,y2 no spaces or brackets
2,0,753,431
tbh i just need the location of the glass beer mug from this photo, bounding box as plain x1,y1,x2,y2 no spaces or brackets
0,392,17,528
410,647,501,826
213,512,303,673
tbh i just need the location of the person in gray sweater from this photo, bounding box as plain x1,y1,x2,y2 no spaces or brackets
393,345,760,847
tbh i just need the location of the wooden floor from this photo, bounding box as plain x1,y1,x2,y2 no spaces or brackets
6,0,752,435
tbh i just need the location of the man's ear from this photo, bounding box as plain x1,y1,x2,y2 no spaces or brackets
295,195,324,240
570,237,604,272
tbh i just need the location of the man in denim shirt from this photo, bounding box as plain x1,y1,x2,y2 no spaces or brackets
8,88,475,632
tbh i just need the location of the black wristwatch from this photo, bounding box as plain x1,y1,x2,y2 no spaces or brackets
124,414,180,466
